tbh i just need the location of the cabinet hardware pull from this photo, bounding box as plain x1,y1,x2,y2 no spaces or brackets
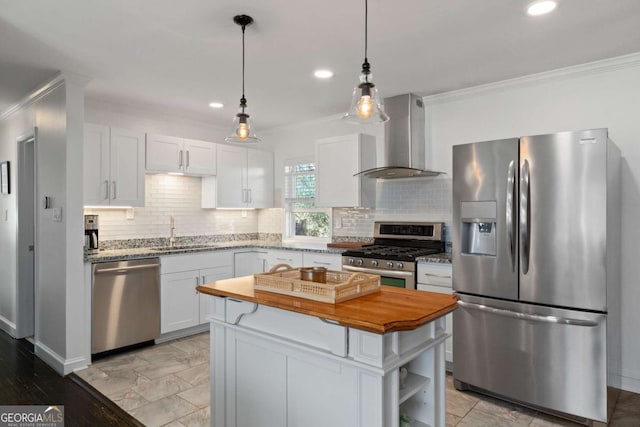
313,262,331,266
104,180,109,200
196,276,200,286
94,263,160,274
111,181,116,199
247,189,252,203
186,150,190,167
457,300,601,327
423,272,451,278
179,150,183,167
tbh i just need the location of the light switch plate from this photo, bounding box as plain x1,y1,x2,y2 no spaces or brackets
53,207,63,222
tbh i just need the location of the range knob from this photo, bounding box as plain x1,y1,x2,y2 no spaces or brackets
348,258,355,265
386,261,394,268
397,262,404,269
356,259,364,266
371,260,379,267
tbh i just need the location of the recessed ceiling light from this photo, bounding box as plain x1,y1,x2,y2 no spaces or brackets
314,69,334,79
527,0,557,16
209,102,224,108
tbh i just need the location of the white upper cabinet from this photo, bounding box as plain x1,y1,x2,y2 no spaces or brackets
315,134,376,208
209,145,274,209
83,124,145,207
146,133,216,176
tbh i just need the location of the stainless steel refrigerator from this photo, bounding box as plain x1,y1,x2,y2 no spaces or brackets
452,128,621,424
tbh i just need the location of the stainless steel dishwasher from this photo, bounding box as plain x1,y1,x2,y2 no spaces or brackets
92,258,160,354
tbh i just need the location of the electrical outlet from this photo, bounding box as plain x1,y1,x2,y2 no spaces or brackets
126,208,134,219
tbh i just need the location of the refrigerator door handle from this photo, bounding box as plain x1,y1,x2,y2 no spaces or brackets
506,160,516,272
457,300,600,327
520,159,531,274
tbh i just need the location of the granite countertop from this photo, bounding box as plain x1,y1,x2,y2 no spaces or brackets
85,241,346,263
197,275,458,334
416,252,452,264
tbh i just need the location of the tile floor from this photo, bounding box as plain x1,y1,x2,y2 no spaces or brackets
77,332,640,427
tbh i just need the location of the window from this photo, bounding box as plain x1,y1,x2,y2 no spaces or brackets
284,157,330,243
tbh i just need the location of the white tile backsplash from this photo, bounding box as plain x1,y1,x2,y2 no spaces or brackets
333,178,453,239
86,176,452,243
85,174,259,241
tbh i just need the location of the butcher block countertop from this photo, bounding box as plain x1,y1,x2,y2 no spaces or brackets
197,276,458,334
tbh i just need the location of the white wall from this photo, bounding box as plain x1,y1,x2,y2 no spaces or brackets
425,53,640,393
0,74,87,374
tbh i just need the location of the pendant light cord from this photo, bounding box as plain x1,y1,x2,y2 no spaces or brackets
364,0,368,63
241,24,246,111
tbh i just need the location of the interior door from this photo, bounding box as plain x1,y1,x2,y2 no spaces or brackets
519,129,608,311
452,139,519,300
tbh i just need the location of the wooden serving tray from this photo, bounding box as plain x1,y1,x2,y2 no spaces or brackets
254,264,380,304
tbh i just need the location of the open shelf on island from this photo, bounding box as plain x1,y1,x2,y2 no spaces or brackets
399,372,430,405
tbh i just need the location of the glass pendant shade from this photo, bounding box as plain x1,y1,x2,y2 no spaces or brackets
343,72,389,124
225,108,260,143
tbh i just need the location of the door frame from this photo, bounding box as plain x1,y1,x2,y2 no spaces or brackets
16,128,37,339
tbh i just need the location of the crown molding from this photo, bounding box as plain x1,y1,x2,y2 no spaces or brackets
423,52,640,104
0,71,91,121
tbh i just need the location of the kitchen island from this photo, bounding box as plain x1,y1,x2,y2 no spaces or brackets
197,276,457,427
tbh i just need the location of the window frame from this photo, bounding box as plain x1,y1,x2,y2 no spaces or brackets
282,157,331,244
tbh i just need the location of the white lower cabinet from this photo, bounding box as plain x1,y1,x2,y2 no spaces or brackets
417,262,453,365
209,297,447,427
161,270,201,332
233,251,267,277
160,252,233,334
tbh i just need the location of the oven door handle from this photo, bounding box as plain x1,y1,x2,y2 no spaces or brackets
342,265,414,278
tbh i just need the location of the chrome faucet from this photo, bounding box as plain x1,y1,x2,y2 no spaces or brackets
169,215,176,247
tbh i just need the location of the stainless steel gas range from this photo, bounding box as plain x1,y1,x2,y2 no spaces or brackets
341,221,445,290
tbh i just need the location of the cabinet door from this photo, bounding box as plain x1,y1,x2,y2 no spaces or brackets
287,354,358,427
315,134,375,208
161,270,200,333
216,145,247,208
199,265,234,324
83,124,111,206
302,252,342,270
234,251,267,277
110,128,145,207
184,138,217,176
417,283,453,364
247,149,274,208
229,331,288,427
145,134,183,173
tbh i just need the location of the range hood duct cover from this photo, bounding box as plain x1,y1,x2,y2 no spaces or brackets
355,93,445,179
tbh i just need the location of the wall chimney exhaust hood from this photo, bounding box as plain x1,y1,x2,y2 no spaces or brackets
355,93,445,179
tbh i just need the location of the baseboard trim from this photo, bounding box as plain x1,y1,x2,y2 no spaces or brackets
609,372,640,394
0,315,17,337
35,341,89,376
155,323,209,344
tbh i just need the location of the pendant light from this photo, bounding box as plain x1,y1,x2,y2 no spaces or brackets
226,15,260,143
343,0,389,124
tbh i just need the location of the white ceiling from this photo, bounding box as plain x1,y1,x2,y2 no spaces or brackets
1,0,640,130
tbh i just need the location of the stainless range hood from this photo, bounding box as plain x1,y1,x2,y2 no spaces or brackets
356,93,445,179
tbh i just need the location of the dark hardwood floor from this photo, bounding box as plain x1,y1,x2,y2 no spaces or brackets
0,329,142,426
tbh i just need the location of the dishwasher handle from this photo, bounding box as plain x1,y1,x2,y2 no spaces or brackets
94,263,160,274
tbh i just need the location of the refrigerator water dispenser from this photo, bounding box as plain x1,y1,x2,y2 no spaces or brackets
460,201,497,256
